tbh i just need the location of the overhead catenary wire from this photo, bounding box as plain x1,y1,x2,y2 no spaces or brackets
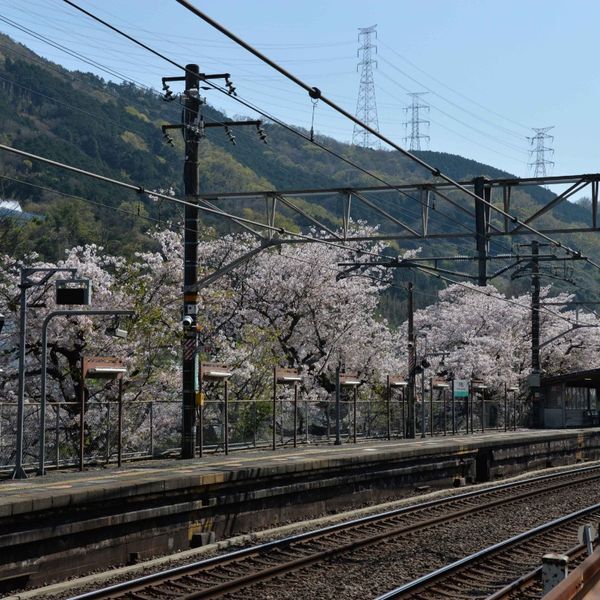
1,139,588,330
51,1,458,233
54,0,600,284
413,265,593,328
165,0,599,271
6,2,591,320
1,142,589,331
4,9,471,246
61,0,596,274
0,142,399,262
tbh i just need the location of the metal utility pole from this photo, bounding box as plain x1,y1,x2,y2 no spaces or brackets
531,240,540,374
335,364,342,445
181,63,201,460
160,65,266,459
528,127,555,177
352,25,380,149
156,63,203,460
403,92,430,151
406,282,416,438
473,176,491,286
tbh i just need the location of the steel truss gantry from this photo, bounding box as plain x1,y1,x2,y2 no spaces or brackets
200,172,600,286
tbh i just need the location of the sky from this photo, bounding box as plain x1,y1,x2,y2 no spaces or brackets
0,0,599,188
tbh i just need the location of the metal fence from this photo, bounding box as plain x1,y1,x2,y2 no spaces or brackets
0,391,528,475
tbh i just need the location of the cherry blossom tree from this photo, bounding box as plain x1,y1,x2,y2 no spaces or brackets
3,222,598,465
410,282,600,388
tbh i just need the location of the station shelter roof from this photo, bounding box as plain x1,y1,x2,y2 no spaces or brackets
541,368,600,388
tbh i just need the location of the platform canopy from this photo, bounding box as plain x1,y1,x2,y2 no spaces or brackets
541,368,600,389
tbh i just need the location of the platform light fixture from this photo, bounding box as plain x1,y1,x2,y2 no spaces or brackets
389,379,408,387
105,317,128,340
204,368,232,378
199,363,233,456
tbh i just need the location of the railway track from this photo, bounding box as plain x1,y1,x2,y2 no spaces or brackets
69,464,600,600
377,503,600,599
485,542,586,600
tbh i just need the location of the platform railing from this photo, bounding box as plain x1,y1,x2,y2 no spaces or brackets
0,393,529,475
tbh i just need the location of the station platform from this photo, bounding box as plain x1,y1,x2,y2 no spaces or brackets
1,428,600,592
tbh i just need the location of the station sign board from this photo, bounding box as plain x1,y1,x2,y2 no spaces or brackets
56,279,92,305
453,379,469,398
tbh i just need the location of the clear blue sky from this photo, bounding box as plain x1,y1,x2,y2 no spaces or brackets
1,0,599,187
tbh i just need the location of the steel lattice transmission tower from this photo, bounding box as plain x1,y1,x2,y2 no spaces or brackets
352,25,380,149
403,92,430,151
527,126,555,176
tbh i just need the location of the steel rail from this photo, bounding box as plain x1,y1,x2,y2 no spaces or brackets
68,464,600,600
376,504,600,599
485,543,584,600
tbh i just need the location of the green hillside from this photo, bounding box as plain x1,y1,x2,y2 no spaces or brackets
0,33,597,322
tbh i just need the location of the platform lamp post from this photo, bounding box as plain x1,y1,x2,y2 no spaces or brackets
199,363,232,455
273,368,302,449
387,376,407,439
504,383,519,431
12,269,90,479
81,356,127,470
471,380,487,433
432,379,450,436
336,371,361,445
38,309,134,475
506,385,519,431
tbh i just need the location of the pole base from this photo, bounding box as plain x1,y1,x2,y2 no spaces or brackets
11,465,28,480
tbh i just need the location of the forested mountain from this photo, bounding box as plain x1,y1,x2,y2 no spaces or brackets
0,33,596,322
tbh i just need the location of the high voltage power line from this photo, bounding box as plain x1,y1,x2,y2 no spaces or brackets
0,13,510,257
3,0,584,274
2,3,532,166
378,40,530,133
161,0,591,268
4,0,594,320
